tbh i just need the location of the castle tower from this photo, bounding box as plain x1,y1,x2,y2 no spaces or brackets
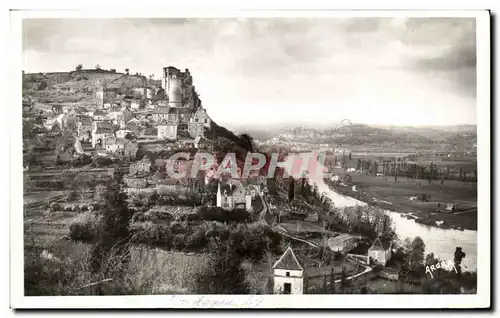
273,246,304,294
163,66,182,108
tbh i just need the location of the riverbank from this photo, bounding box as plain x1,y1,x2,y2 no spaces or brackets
307,174,477,272
321,177,477,231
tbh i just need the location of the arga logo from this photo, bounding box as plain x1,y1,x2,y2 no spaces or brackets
425,260,458,278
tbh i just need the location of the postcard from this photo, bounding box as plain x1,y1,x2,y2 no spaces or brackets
10,9,490,309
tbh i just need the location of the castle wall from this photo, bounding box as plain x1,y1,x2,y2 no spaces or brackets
188,122,204,138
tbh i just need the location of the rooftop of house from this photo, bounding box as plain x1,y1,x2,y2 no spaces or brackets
273,246,303,271
154,106,170,114
94,127,114,134
329,233,359,245
143,127,158,136
157,178,188,186
75,106,89,113
369,236,392,251
79,117,93,125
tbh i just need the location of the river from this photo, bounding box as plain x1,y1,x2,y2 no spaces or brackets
306,160,477,272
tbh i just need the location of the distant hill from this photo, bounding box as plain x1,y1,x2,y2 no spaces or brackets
256,122,477,151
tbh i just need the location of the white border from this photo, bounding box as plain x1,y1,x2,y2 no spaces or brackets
9,9,491,309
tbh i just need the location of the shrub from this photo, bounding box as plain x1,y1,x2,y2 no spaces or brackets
50,202,62,212
197,206,251,223
69,212,100,242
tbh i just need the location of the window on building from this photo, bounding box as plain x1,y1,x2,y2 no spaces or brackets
286,272,290,277
195,118,199,122
204,119,208,124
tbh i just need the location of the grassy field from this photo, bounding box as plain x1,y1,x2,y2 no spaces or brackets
325,157,477,230
364,277,423,294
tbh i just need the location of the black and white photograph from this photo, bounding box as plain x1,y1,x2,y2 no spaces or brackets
9,9,490,309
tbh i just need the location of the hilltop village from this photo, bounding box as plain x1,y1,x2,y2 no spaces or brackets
23,66,476,296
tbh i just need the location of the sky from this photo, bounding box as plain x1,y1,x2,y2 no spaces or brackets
22,17,477,128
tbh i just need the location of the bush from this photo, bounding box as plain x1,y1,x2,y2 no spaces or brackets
50,202,62,212
69,222,96,242
197,206,251,223
69,212,100,242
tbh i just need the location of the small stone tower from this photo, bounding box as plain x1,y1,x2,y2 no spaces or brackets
273,246,304,294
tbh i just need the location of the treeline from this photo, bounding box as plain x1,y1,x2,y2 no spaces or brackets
355,158,477,183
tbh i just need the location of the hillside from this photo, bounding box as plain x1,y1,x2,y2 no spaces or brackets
22,66,254,162
22,69,147,106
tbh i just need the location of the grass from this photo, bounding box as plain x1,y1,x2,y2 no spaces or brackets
24,235,210,295
324,160,477,230
129,246,209,294
364,277,423,294
278,220,325,234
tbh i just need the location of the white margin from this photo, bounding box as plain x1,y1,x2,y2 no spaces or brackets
8,9,491,309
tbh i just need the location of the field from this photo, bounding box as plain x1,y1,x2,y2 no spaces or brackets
364,278,422,294
324,152,477,230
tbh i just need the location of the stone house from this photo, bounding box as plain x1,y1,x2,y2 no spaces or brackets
368,236,392,266
77,117,93,141
273,246,304,294
115,129,132,139
93,109,107,121
327,234,359,253
152,106,170,122
103,137,126,153
188,122,204,138
123,140,138,161
129,155,153,175
158,123,178,140
191,106,211,128
216,180,252,211
91,123,114,148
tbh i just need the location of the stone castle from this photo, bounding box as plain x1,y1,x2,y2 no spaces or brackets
154,66,212,140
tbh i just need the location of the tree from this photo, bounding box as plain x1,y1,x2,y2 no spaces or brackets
339,265,348,294
407,236,426,270
454,247,466,276
394,160,399,183
95,64,101,70
125,68,130,75
194,238,248,294
75,64,83,72
288,177,295,202
425,253,439,267
371,161,378,176
329,265,336,293
90,175,133,275
238,133,255,152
